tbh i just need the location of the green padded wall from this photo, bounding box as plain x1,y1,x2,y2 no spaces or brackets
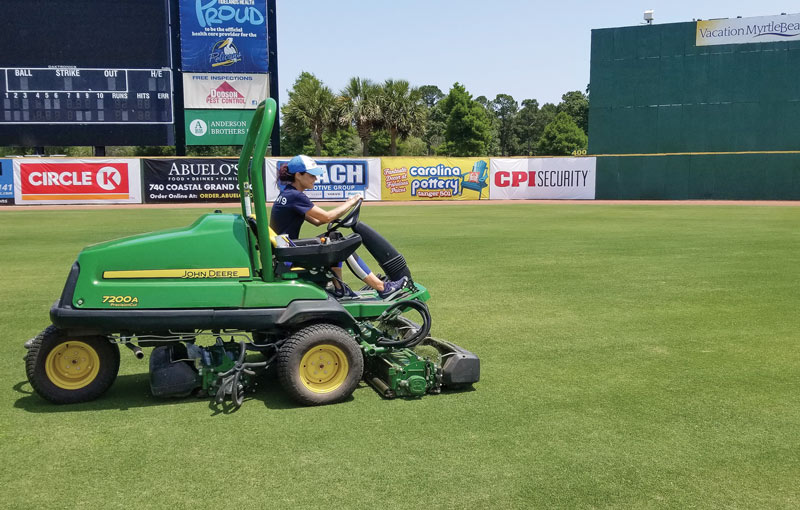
588,20,800,199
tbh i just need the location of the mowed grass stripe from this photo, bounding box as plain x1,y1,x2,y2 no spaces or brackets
0,204,798,509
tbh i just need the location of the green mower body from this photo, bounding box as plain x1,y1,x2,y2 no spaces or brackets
25,99,479,408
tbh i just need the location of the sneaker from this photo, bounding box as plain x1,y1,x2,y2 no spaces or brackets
332,283,359,299
377,276,409,300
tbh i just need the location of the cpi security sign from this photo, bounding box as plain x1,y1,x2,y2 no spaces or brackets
697,13,800,46
13,159,142,204
490,158,596,200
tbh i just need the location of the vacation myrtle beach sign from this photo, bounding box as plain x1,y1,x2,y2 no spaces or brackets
697,13,800,46
179,0,268,73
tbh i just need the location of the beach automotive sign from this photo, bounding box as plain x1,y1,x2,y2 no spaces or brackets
13,159,142,204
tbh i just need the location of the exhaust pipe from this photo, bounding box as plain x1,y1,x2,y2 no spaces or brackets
352,221,411,281
125,343,144,360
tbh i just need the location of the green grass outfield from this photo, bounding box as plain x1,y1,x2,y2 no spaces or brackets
1,203,798,509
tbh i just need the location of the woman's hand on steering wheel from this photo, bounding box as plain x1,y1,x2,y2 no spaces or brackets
327,195,363,233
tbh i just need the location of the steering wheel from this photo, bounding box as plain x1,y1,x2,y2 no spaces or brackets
327,196,363,233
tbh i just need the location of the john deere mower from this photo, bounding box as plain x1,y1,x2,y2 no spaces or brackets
23,99,479,408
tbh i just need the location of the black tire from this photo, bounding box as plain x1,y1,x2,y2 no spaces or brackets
25,325,120,404
277,324,363,406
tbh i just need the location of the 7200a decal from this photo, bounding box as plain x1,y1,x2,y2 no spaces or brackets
102,295,139,307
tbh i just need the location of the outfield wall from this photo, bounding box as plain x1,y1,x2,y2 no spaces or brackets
589,14,800,200
596,153,800,200
2,156,598,205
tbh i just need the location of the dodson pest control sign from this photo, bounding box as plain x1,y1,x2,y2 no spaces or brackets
13,159,142,204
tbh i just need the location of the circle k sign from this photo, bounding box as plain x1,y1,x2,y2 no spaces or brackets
17,160,139,203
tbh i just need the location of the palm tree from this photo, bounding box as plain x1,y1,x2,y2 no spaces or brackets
337,77,382,156
283,72,336,156
380,79,426,156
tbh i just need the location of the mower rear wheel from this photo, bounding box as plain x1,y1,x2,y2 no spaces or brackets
277,324,363,406
25,325,120,404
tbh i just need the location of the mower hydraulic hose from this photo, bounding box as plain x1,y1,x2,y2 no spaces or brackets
125,343,144,360
352,222,412,281
375,300,432,348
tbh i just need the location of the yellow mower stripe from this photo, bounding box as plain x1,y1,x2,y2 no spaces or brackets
103,268,251,279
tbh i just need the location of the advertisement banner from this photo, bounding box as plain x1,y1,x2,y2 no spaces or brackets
142,158,242,203
696,14,800,46
380,157,490,201
13,159,142,204
0,159,13,205
265,158,381,201
490,157,596,200
183,73,267,109
185,110,253,145
179,0,268,73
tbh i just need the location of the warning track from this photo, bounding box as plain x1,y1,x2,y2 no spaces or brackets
1,199,799,211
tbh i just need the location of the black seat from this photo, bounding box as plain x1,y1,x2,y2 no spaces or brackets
273,233,362,268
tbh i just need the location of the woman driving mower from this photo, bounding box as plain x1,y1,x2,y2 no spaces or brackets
269,155,408,299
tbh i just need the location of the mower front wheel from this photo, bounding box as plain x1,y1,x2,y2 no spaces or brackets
25,325,120,404
277,324,363,406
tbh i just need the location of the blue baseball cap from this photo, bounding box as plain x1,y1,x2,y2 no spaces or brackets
287,155,325,177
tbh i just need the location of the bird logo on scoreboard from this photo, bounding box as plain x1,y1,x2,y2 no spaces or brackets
209,38,242,68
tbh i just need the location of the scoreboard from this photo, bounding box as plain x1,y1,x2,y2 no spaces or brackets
2,68,173,124
0,0,174,146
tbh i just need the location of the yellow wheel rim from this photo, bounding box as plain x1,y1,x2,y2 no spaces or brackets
44,341,100,390
299,344,349,394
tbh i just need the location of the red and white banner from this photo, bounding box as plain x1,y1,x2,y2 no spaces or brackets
490,157,596,200
13,158,142,204
183,73,267,109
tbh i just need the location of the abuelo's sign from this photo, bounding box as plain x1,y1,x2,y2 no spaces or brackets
142,158,244,203
13,159,142,204
490,158,596,200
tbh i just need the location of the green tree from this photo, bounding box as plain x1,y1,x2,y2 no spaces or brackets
322,126,360,157
557,90,589,135
337,77,382,156
439,83,492,156
379,79,426,156
418,85,444,108
491,94,519,156
282,72,336,156
367,129,390,156
398,136,427,156
515,99,540,156
536,112,588,156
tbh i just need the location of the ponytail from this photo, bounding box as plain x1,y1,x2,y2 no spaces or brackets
278,163,293,183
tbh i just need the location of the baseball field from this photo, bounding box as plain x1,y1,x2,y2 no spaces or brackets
1,203,798,509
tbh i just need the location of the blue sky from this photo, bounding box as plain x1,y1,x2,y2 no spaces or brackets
276,1,797,106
